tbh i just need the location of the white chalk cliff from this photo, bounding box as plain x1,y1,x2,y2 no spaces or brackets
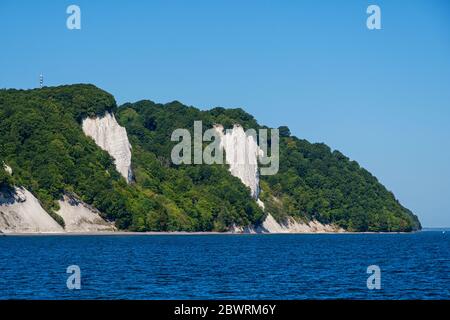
0,164,115,233
215,124,343,233
0,187,64,233
230,214,343,233
82,112,133,183
3,163,12,175
0,188,116,233
56,194,116,232
257,213,344,233
215,125,261,199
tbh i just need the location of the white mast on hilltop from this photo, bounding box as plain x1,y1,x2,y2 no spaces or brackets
39,73,43,88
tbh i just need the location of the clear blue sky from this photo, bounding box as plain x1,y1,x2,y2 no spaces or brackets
1,0,449,227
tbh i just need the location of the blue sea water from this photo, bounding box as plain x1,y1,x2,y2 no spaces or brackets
0,231,449,300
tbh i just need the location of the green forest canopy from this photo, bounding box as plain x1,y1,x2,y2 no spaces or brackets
0,84,421,232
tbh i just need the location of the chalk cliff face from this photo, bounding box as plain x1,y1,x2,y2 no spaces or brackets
0,188,116,233
0,162,114,233
215,125,261,199
0,187,64,233
3,164,12,175
82,112,133,183
230,214,343,233
56,194,116,232
215,125,344,234
258,213,344,233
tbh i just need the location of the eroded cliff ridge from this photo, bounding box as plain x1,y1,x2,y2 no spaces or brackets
0,186,63,233
0,85,421,232
82,112,133,183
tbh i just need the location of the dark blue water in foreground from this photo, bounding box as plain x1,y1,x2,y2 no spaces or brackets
0,231,449,299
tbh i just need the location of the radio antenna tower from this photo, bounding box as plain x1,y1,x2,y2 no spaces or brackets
39,73,44,88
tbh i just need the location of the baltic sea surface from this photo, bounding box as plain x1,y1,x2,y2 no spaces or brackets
0,231,449,299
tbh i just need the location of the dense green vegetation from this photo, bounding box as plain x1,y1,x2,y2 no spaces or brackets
118,99,420,232
1,158,13,189
261,137,421,231
0,85,131,227
0,85,263,231
116,100,264,231
0,84,421,232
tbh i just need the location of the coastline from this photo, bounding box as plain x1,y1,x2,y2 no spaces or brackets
0,230,421,236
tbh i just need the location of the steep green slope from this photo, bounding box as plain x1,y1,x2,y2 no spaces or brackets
0,84,421,232
116,100,264,231
0,156,12,189
0,85,132,227
117,100,421,232
261,136,421,232
0,85,263,231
